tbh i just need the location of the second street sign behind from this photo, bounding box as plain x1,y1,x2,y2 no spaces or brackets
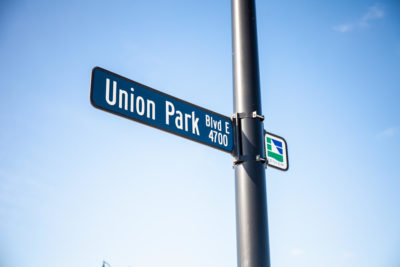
91,67,234,154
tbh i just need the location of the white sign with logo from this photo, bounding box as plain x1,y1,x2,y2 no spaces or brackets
264,131,288,171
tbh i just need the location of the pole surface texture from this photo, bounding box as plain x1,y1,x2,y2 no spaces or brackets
231,0,270,267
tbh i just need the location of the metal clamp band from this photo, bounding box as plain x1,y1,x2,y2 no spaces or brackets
252,111,265,121
232,154,267,168
231,111,264,121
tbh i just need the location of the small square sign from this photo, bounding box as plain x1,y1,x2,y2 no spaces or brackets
264,131,288,171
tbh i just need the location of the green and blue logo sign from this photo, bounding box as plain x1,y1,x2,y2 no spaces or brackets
265,131,288,171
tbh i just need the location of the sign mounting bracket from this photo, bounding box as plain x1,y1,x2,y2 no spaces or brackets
231,111,267,168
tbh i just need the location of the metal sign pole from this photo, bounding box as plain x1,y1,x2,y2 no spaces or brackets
231,0,270,266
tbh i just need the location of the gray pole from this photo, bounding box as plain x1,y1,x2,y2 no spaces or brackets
231,0,270,267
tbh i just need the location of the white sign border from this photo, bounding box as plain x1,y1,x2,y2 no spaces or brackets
264,130,289,171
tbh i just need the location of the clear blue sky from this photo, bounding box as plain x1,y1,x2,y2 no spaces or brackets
1,0,399,266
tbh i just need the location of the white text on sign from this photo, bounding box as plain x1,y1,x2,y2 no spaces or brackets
205,114,230,147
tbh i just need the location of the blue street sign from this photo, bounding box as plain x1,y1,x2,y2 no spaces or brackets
90,67,234,154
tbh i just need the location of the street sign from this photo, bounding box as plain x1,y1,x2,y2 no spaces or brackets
90,67,234,154
264,131,289,171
